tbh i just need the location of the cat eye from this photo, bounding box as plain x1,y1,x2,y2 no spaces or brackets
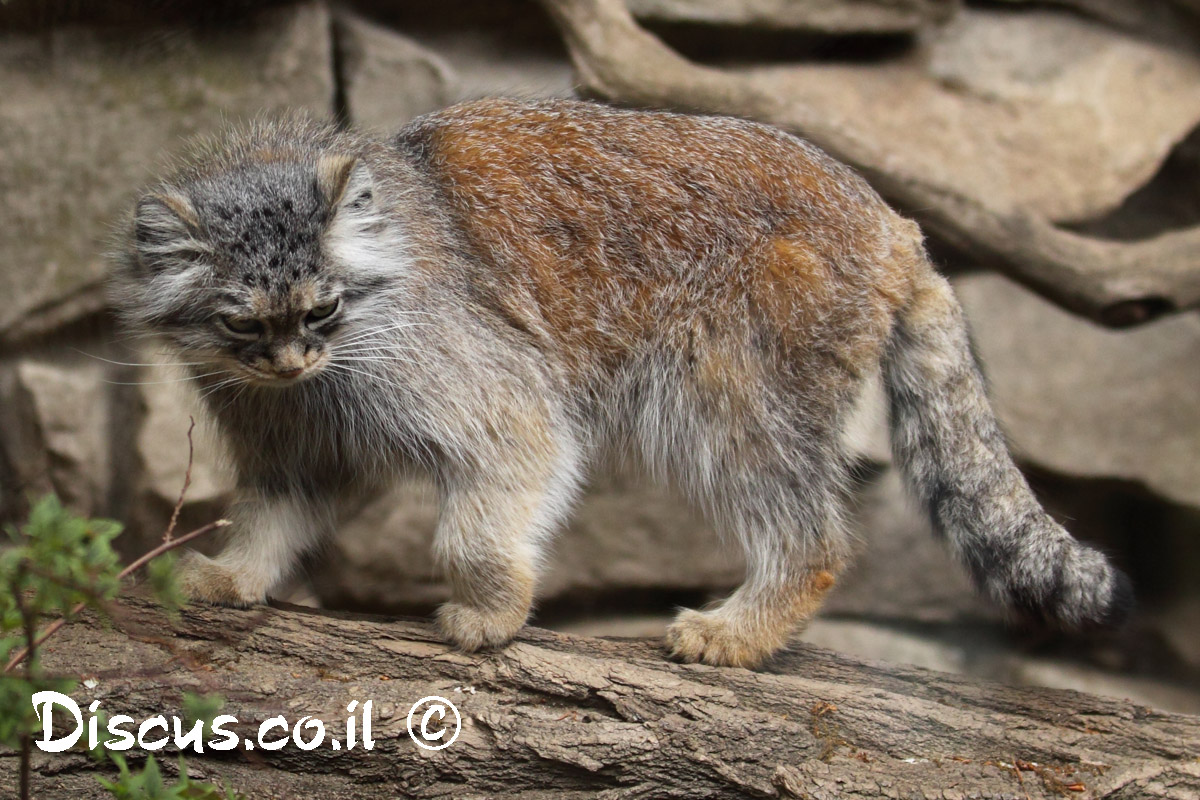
220,315,264,337
306,298,341,326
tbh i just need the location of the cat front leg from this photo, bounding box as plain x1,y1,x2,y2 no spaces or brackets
177,488,333,606
433,434,581,651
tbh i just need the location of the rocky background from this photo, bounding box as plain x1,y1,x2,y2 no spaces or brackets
1,0,1198,714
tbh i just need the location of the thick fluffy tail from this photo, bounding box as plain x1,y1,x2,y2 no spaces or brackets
882,269,1133,629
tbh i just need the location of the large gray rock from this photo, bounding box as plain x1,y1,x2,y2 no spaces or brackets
0,360,110,518
842,370,890,464
956,271,1200,510
434,33,577,104
1156,597,1200,671
336,11,456,133
313,482,444,610
993,0,1200,47
115,364,234,551
341,4,576,108
0,2,334,347
747,7,1200,222
627,0,958,33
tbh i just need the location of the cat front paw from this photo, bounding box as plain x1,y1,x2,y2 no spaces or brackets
436,601,526,652
665,608,776,669
175,551,263,607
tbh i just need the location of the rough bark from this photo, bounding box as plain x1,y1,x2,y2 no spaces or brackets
2,596,1197,799
540,0,1200,328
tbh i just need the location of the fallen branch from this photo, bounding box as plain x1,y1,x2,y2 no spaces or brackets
4,596,1197,799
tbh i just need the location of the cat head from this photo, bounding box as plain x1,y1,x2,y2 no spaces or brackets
112,128,406,388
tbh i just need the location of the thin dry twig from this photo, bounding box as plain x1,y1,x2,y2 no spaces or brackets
1013,756,1032,800
164,416,197,543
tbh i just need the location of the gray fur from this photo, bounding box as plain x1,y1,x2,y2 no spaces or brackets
884,273,1132,628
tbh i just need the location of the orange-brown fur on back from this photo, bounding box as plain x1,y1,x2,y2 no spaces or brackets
400,100,916,380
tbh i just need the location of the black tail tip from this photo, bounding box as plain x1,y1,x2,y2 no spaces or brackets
1009,562,1136,632
1097,567,1136,629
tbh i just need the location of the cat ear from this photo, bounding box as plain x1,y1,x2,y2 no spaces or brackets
133,190,204,271
317,153,374,215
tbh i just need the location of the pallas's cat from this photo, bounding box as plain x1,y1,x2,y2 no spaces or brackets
111,100,1131,667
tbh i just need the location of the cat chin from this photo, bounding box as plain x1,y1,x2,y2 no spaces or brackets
241,367,325,387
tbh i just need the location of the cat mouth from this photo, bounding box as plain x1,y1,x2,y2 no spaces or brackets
240,361,326,386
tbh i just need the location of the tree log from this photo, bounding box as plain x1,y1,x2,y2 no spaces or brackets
2,596,1197,799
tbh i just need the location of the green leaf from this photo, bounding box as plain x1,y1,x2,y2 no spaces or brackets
147,552,186,617
182,692,224,740
142,753,165,796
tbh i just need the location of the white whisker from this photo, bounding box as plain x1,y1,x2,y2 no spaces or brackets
103,369,230,386
333,343,421,355
213,379,253,415
72,347,207,368
332,356,416,365
198,374,247,400
331,321,431,347
325,362,398,386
